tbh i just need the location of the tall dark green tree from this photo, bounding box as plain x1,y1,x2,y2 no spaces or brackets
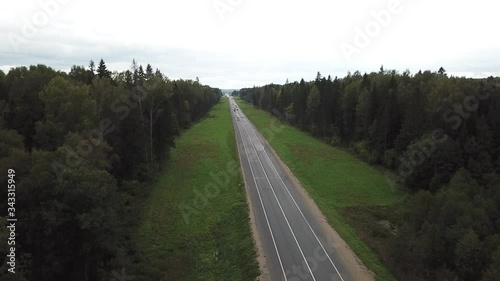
3,65,61,150
0,62,222,280
97,58,111,79
0,70,6,101
145,63,153,80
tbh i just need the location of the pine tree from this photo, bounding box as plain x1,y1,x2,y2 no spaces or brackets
316,71,322,81
89,60,95,77
146,63,153,79
438,66,446,76
97,59,111,79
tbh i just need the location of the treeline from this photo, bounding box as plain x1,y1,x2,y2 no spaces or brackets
0,60,221,280
233,68,500,281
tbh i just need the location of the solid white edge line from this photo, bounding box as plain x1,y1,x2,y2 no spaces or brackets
230,101,288,281
240,115,317,281
248,122,346,281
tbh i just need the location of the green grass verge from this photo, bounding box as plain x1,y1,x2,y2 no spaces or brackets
236,98,402,281
131,98,259,281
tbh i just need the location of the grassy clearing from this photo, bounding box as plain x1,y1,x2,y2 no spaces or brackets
236,98,403,281
130,98,259,281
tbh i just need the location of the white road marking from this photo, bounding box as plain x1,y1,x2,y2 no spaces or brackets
231,102,288,281
247,122,346,281
240,118,318,281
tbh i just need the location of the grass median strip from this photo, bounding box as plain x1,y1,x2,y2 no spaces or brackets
236,98,402,281
132,98,259,281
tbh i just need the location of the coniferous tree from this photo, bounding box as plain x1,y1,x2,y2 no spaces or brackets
97,58,111,79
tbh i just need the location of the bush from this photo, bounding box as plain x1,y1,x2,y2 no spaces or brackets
351,141,370,161
328,136,341,147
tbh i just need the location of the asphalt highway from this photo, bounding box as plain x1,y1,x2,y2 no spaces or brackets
229,97,361,281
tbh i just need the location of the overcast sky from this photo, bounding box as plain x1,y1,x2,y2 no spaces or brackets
1,0,499,89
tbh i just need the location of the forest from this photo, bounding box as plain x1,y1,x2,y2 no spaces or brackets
0,59,222,281
233,68,500,281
